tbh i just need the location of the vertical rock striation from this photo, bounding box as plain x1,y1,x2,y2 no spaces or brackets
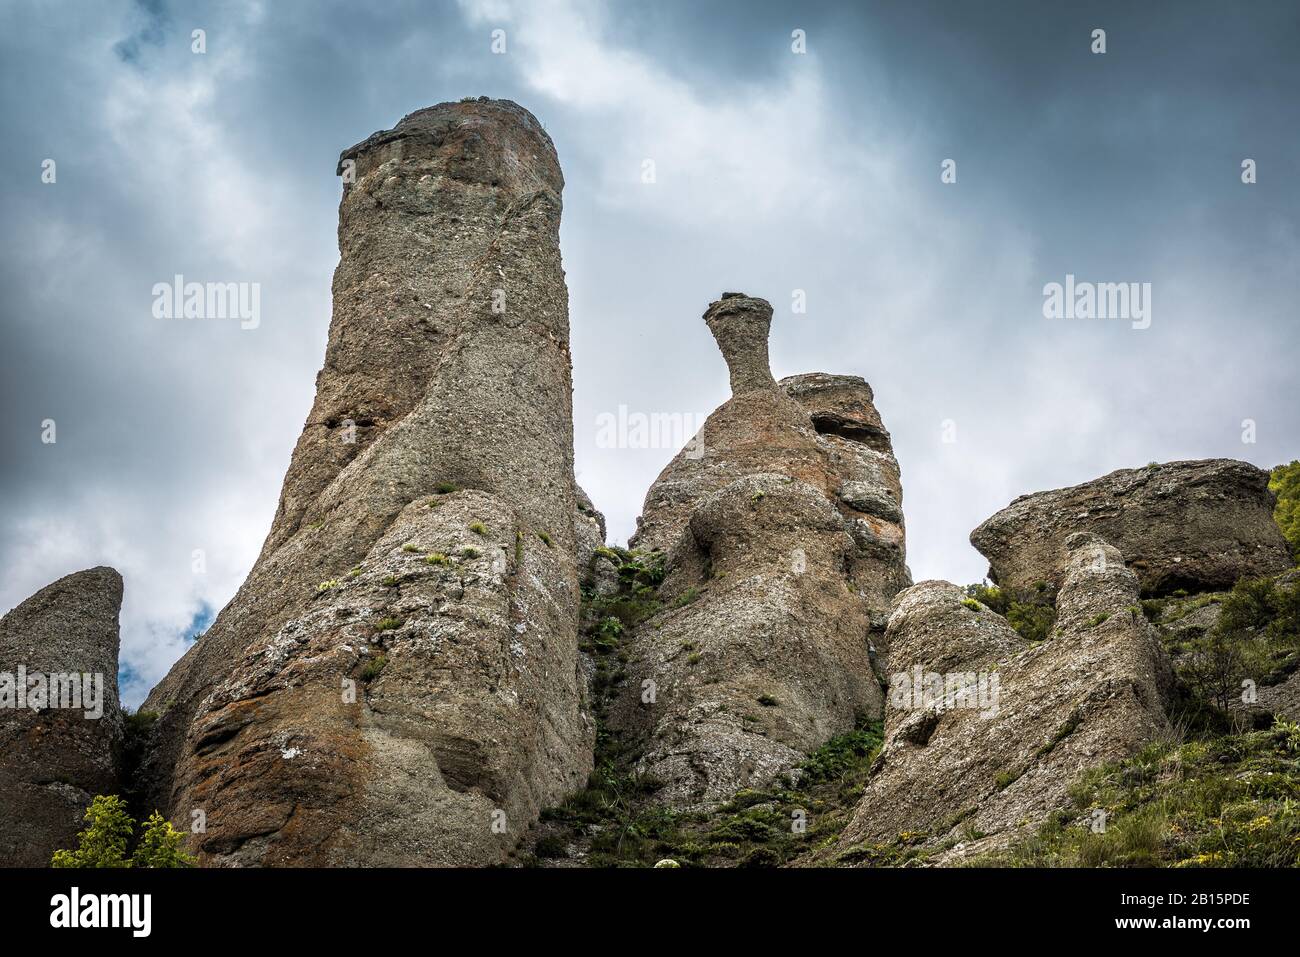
611,294,909,807
142,98,591,865
0,567,124,866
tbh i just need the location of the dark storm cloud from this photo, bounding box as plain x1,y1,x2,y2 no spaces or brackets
1,0,1296,705
113,0,170,64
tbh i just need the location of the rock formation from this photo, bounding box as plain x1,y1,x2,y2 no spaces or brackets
0,567,124,867
610,294,909,807
837,534,1174,861
6,97,1291,872
141,98,591,865
971,459,1291,596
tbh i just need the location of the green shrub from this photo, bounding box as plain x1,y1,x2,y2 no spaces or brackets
53,796,195,868
374,617,402,632
1271,462,1300,563
1181,575,1300,710
674,587,700,608
131,812,197,868
52,795,133,868
965,583,1056,642
361,655,388,681
469,522,488,536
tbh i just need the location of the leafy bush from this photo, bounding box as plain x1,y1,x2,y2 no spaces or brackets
1271,461,1300,563
965,583,1056,642
53,795,195,868
131,812,197,868
1181,575,1300,711
361,655,388,681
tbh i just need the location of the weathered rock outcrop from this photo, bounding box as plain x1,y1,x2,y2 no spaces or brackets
142,98,591,865
971,459,1291,597
611,294,908,807
837,534,1174,861
0,567,124,867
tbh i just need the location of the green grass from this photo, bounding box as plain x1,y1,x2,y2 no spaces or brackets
374,617,402,632
425,552,451,566
674,587,700,608
535,715,885,868
469,522,488,536
360,655,388,681
976,719,1300,868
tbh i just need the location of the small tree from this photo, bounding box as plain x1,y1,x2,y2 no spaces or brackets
51,794,133,868
52,796,195,868
132,811,196,868
1182,576,1297,718
1182,621,1270,715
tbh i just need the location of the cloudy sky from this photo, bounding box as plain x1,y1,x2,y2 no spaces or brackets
2,0,1297,706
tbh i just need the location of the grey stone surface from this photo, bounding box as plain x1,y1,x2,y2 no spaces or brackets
0,567,124,867
837,535,1174,861
611,295,909,807
142,98,591,865
971,459,1291,596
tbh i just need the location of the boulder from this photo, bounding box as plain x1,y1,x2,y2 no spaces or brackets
0,567,124,866
837,534,1174,862
971,459,1291,597
142,98,592,865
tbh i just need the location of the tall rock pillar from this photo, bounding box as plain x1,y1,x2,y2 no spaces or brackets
0,567,124,866
142,98,591,865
